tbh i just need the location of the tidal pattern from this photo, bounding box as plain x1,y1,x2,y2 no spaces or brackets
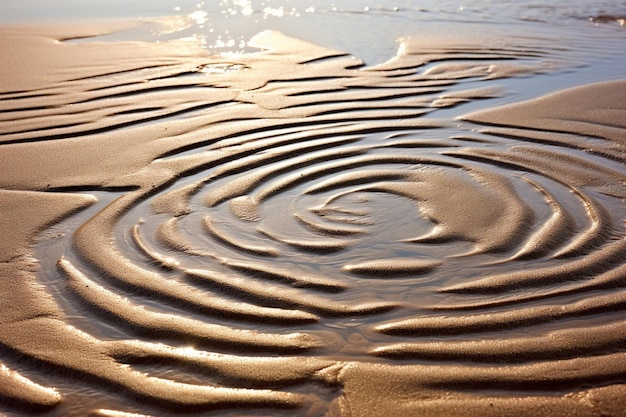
0,21,625,417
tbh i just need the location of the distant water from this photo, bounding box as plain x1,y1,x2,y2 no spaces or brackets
2,0,625,67
1,1,625,416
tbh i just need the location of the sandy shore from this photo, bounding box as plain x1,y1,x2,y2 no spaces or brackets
1,18,625,417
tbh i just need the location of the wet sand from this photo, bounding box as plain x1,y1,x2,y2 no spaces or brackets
0,14,625,417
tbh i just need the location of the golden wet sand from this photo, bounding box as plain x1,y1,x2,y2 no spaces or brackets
0,17,625,417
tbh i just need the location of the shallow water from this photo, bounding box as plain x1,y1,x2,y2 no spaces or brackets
1,1,626,416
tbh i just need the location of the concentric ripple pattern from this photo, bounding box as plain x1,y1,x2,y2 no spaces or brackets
1,25,625,417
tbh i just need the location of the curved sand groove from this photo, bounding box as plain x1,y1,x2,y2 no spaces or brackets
105,340,337,386
221,258,347,291
303,169,411,194
441,237,626,294
204,144,369,208
207,135,366,181
1,18,625,417
372,320,626,361
155,217,214,256
505,176,576,260
72,191,318,324
58,258,319,351
202,216,280,257
252,162,420,203
428,263,626,312
461,79,626,145
0,363,61,408
445,148,618,257
131,223,181,269
2,319,307,409
257,228,355,253
293,211,367,236
323,164,534,254
377,289,626,336
185,268,397,316
344,353,626,393
550,186,613,258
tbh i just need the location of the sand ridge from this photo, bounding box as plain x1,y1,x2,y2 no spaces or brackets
0,17,625,416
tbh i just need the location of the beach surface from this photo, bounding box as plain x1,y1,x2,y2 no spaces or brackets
1,2,625,416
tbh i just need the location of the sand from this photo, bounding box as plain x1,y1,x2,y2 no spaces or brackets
0,16,625,417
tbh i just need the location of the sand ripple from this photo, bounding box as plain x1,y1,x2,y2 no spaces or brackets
0,22,625,417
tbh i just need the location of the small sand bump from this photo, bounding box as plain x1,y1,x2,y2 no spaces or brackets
343,258,442,277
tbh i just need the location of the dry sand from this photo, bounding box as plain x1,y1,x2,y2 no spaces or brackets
0,18,625,417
